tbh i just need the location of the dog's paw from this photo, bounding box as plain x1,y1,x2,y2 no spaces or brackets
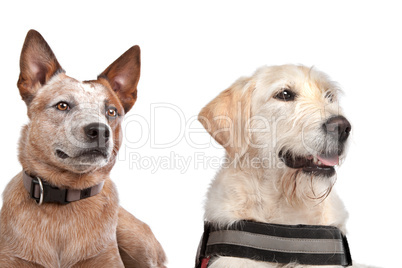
117,206,167,268
118,230,167,268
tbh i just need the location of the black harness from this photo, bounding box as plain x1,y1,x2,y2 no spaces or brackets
196,220,352,267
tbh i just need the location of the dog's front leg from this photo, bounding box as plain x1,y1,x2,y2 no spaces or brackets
117,206,167,268
0,259,43,268
0,252,44,268
73,240,124,268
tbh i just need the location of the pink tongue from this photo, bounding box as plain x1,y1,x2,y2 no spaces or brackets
317,155,339,166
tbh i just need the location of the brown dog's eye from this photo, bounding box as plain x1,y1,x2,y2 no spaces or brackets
274,89,296,101
106,107,118,118
56,102,70,111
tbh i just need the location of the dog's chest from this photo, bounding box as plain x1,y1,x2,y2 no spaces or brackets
205,170,347,227
2,178,120,267
17,201,118,267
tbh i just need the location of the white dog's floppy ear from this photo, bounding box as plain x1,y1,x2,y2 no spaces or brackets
199,78,254,159
99,46,141,113
17,30,63,105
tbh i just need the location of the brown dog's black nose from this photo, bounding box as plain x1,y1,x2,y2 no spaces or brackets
84,123,110,144
323,116,351,142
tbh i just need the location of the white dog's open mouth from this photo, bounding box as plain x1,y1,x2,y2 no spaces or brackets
279,151,339,177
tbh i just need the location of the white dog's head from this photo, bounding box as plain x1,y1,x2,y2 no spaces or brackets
199,65,351,202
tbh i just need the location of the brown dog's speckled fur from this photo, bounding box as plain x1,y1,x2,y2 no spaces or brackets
0,30,166,268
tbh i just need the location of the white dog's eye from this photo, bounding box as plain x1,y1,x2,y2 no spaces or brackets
274,89,296,101
325,91,334,103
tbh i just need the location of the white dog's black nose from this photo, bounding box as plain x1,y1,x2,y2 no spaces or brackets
84,123,110,144
323,116,351,142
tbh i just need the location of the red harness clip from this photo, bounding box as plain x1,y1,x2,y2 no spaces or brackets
201,256,211,268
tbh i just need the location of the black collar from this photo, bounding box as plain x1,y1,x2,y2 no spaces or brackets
22,171,104,205
196,220,352,267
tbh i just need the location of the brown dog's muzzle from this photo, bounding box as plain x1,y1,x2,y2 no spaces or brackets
84,122,110,148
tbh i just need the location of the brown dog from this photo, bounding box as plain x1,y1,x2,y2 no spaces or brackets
0,30,166,268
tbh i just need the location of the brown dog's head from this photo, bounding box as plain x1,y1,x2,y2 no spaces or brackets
17,30,140,177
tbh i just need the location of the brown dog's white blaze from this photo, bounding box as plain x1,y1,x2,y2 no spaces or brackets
17,29,63,105
87,45,141,169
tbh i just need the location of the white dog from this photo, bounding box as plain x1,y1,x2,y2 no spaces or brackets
196,65,371,268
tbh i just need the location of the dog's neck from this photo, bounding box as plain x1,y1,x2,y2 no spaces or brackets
204,161,348,232
18,125,111,189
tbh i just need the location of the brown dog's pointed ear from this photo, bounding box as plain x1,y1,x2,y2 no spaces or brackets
99,45,141,113
17,30,63,105
198,78,254,160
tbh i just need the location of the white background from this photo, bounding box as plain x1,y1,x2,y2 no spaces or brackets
0,1,400,267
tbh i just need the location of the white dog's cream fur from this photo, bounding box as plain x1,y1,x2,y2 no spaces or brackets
199,65,370,268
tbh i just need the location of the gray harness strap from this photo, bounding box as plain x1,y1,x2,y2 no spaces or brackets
196,221,352,267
